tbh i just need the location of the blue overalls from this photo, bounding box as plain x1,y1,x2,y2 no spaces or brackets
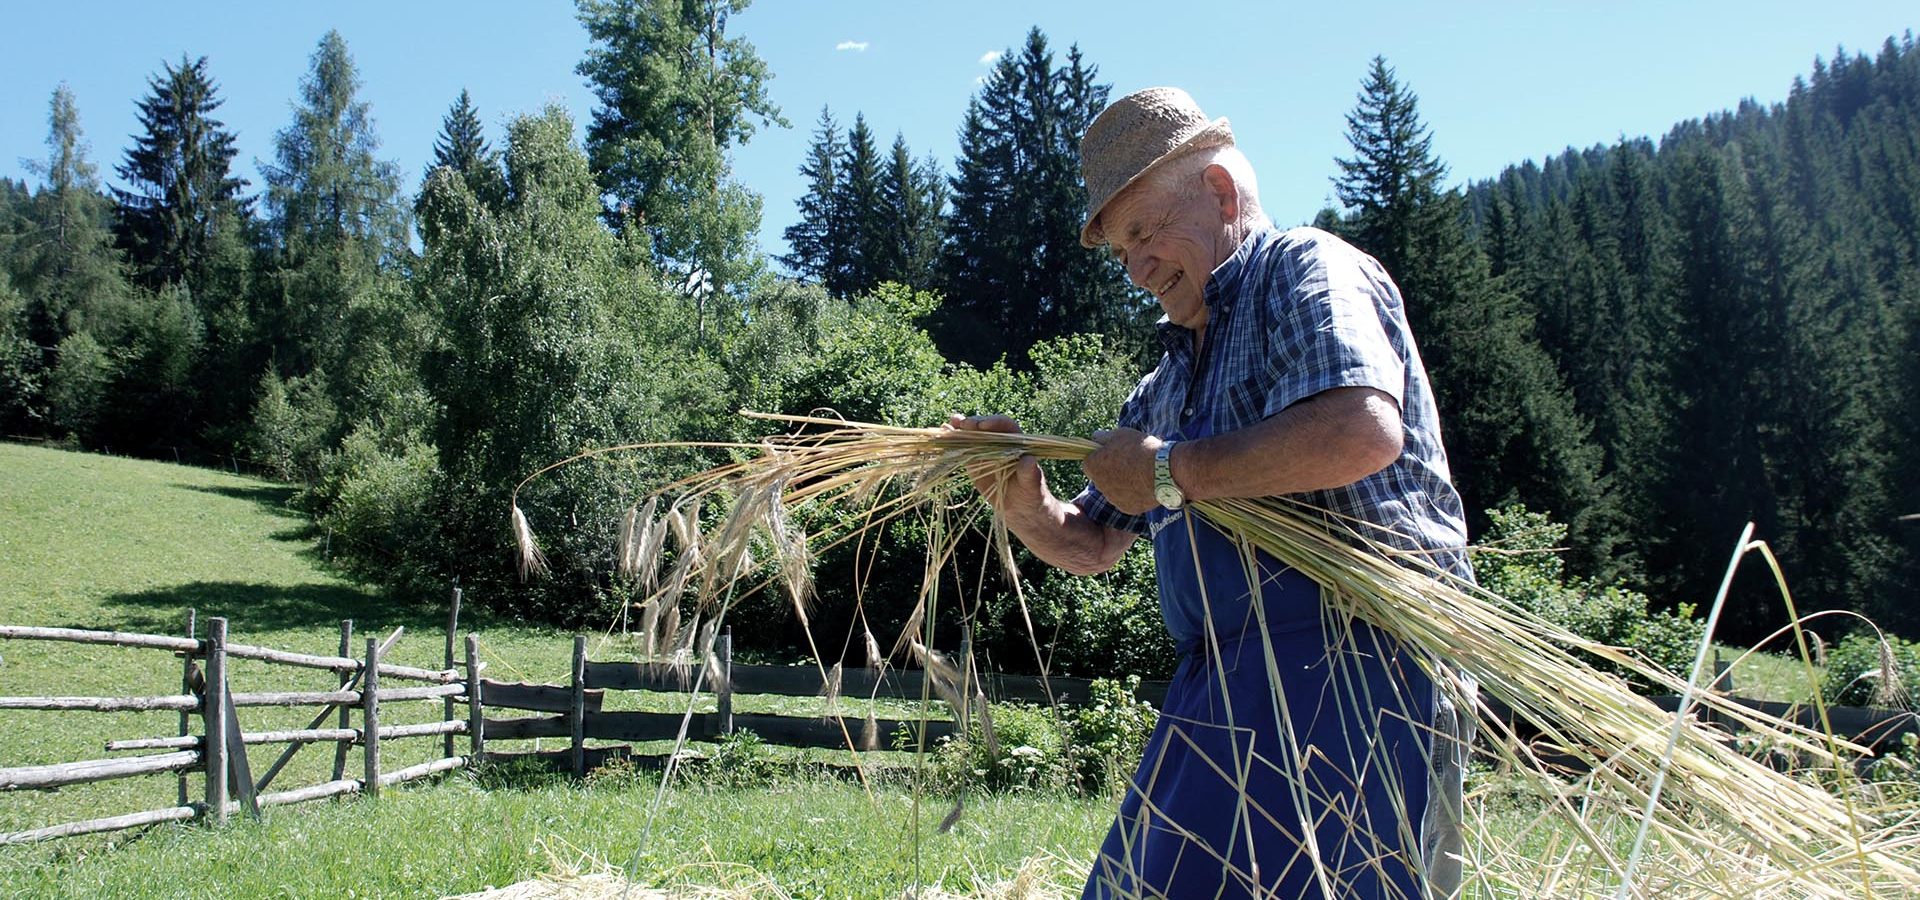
1082,408,1441,900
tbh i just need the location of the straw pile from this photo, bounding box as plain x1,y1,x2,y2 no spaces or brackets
513,413,1920,898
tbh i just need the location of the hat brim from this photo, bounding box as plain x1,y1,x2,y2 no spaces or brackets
1080,117,1235,248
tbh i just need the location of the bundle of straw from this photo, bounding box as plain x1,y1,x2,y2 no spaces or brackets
514,414,1920,898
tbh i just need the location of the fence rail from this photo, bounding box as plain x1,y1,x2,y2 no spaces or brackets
0,589,477,846
475,626,1159,777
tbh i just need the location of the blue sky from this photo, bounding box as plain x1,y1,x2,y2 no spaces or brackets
2,2,1913,257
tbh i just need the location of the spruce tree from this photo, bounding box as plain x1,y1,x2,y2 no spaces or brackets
878,134,945,292
426,88,505,208
935,27,1132,368
1333,57,1620,572
833,114,885,296
113,55,249,293
780,107,847,288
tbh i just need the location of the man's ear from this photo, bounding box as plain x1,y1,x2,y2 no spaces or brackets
1203,164,1238,222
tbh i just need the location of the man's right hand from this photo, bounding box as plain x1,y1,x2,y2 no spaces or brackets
943,413,1047,519
940,413,1138,576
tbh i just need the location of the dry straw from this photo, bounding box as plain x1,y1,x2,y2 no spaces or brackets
513,413,1920,899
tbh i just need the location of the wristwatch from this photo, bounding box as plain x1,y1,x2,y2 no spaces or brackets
1153,440,1185,509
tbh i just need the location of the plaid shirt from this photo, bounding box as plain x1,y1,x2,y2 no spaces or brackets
1074,224,1471,577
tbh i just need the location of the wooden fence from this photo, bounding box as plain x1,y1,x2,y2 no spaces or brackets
477,628,1172,777
9,604,1918,845
0,594,478,846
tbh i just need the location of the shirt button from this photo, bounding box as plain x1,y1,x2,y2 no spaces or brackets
1183,407,1194,417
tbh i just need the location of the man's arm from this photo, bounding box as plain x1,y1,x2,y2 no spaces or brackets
946,414,1139,575
1083,386,1403,515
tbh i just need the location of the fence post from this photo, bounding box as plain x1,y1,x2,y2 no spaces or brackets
718,627,734,737
570,635,587,779
466,634,485,763
363,637,381,798
332,619,353,782
177,608,196,808
443,586,462,759
204,617,229,824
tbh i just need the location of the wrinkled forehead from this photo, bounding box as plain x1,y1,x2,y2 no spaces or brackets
1093,176,1178,249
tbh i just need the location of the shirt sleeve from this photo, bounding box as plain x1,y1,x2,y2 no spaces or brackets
1261,233,1407,417
1071,483,1149,535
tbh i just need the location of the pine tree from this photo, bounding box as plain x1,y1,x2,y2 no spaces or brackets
575,0,787,296
112,55,249,293
1333,57,1619,572
935,28,1133,368
779,107,846,288
426,88,505,208
833,114,885,296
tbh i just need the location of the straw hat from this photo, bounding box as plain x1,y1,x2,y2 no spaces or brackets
1078,87,1235,247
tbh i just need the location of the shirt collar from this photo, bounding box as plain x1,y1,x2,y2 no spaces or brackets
1154,220,1274,354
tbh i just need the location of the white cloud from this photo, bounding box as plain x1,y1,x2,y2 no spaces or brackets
978,50,1002,66
836,40,869,52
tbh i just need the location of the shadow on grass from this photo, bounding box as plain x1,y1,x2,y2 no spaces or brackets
101,581,446,636
174,482,301,512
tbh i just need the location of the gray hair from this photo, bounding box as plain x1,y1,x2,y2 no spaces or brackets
1145,144,1265,232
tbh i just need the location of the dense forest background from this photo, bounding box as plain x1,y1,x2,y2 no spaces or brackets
2,2,1915,670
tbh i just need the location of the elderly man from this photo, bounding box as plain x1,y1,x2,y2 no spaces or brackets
950,87,1473,899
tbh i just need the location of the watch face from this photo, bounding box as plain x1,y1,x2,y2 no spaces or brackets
1154,484,1183,508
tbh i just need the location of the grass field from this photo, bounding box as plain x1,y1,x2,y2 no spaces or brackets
0,443,1100,898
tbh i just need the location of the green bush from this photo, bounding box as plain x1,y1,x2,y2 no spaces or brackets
915,677,1159,796
1023,541,1176,680
1067,676,1158,791
305,423,444,590
248,367,339,482
1473,505,1706,692
703,728,782,787
1821,632,1920,708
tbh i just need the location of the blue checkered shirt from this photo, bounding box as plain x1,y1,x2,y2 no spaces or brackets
1074,225,1472,578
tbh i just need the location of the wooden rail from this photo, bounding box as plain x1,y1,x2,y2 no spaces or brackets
0,596,480,847
474,626,1118,777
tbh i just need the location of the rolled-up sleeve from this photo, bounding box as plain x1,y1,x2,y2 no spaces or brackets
1261,235,1406,417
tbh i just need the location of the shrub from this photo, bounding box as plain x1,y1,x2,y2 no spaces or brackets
1023,541,1176,680
248,367,339,482
1067,676,1158,792
913,677,1160,796
1473,505,1706,692
693,729,781,789
304,424,444,589
1821,632,1920,708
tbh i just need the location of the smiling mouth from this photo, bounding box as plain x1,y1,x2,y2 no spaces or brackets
1156,271,1184,297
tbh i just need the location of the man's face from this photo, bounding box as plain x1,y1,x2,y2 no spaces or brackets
1099,167,1236,332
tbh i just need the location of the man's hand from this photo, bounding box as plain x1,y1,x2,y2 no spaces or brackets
1084,427,1165,516
943,414,1046,520
940,414,1140,576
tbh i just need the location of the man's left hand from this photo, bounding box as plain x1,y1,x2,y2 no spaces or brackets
1084,427,1165,515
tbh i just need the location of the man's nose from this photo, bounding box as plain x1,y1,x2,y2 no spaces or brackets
1127,255,1153,290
